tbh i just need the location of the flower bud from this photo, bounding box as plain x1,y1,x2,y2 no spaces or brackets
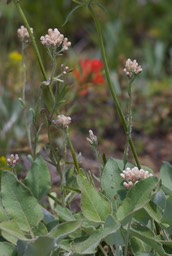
86,130,98,145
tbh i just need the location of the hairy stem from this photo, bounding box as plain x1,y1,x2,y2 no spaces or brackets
124,78,134,168
66,128,80,173
21,43,26,104
93,146,101,177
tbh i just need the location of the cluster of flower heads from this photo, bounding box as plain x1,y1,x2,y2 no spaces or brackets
86,130,98,145
40,28,71,51
52,114,71,128
120,167,153,189
17,25,33,43
7,154,19,167
74,59,105,96
17,26,71,52
123,59,142,78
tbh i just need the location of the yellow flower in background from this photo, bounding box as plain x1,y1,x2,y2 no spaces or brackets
0,156,7,166
8,51,22,65
6,51,23,92
0,156,10,171
148,28,161,38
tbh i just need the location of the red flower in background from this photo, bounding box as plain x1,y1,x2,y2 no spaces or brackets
74,59,105,96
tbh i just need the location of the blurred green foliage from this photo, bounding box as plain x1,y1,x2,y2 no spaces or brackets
1,0,172,74
101,0,172,74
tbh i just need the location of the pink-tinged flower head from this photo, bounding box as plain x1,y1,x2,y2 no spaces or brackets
52,114,71,128
40,28,71,51
123,59,142,78
17,25,33,43
7,154,19,167
120,166,153,189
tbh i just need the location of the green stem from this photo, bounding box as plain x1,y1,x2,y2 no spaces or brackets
32,123,43,160
49,48,57,83
14,0,55,103
124,221,132,256
45,115,63,180
45,116,65,205
93,146,101,177
123,79,133,168
89,5,141,169
21,43,30,150
66,128,80,173
88,170,95,187
21,43,26,104
48,50,58,105
14,0,47,80
20,43,34,156
48,193,61,204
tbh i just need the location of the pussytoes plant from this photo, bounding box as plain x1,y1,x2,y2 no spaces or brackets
0,1,172,256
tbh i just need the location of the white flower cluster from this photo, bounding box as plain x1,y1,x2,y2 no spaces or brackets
120,166,153,189
86,130,98,145
52,114,71,128
7,154,19,167
40,28,71,51
123,59,142,78
17,25,33,43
